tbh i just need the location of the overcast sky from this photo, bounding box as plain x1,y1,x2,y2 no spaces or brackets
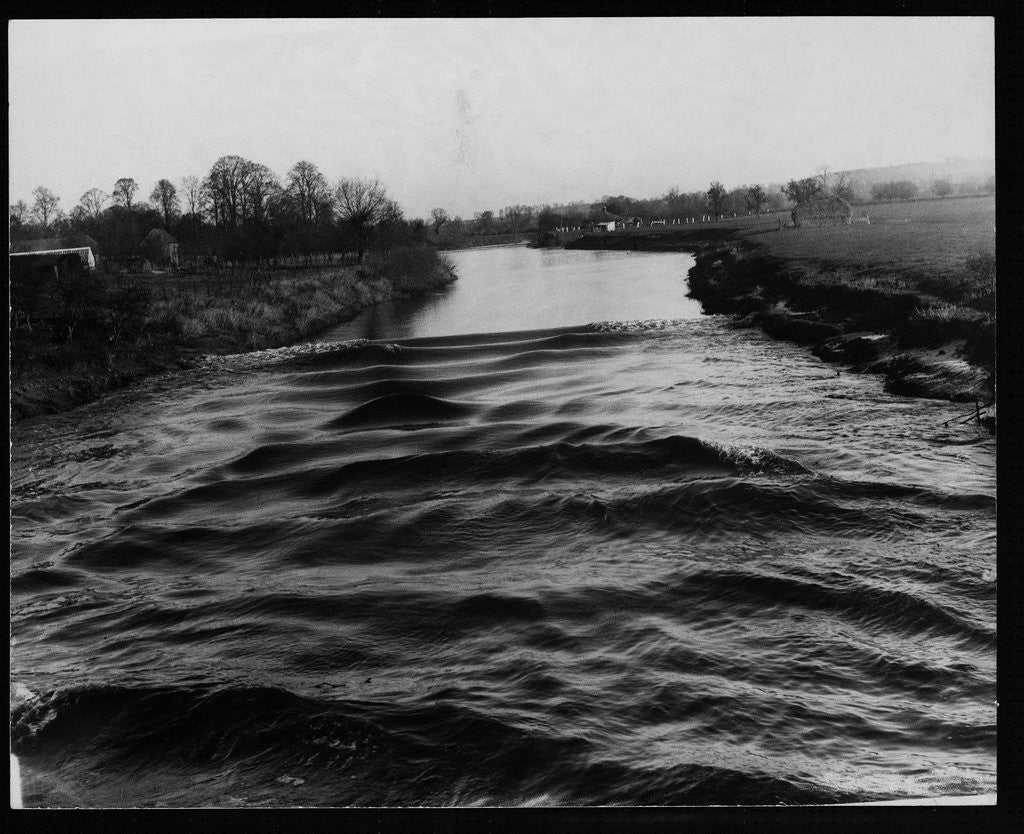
9,17,994,220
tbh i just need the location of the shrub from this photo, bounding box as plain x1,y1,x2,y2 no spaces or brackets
870,180,919,201
366,245,456,293
106,282,152,346
897,302,990,348
917,251,995,314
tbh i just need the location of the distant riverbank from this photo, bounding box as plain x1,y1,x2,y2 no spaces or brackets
11,251,457,422
567,196,995,421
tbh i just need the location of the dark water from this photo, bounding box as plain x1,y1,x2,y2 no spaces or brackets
10,248,996,807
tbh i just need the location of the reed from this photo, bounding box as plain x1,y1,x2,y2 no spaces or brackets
149,246,455,352
11,246,458,420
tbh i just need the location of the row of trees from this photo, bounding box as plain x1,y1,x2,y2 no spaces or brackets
779,165,994,207
479,165,996,238
425,205,537,245
16,160,994,262
868,177,992,201
426,180,802,243
517,166,994,234
10,158,425,268
526,182,786,232
780,170,994,206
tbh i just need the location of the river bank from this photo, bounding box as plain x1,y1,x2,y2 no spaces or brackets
566,197,995,422
10,253,458,423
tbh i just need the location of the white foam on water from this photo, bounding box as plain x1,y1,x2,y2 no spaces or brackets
590,318,689,333
202,339,399,372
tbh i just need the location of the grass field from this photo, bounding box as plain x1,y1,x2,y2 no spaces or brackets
594,195,995,279
694,196,995,279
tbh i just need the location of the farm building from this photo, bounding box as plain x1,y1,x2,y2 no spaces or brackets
589,206,622,232
9,235,98,271
791,195,854,227
141,228,180,269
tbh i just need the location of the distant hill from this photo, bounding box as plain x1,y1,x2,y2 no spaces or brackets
823,159,994,200
840,159,992,184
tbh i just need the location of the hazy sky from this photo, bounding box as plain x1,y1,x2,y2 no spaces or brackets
9,17,994,220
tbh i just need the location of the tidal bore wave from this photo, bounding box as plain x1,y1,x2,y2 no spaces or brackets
10,322,996,806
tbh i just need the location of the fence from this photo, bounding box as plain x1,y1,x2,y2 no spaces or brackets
554,210,784,235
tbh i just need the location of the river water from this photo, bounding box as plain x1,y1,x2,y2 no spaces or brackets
10,246,996,806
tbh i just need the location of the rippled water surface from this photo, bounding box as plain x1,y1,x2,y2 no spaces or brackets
10,247,996,806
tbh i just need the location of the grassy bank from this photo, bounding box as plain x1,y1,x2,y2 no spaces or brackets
10,247,457,422
568,196,995,413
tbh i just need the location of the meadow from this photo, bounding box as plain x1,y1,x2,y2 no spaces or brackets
734,195,995,279
606,195,994,276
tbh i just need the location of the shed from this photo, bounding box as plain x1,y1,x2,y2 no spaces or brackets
141,228,180,268
589,206,622,232
10,235,98,271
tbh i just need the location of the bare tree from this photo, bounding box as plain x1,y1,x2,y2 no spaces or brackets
241,162,280,224
79,188,109,219
474,210,495,234
430,207,450,236
113,177,139,211
10,200,29,225
816,163,831,193
180,175,206,217
205,155,249,227
286,161,331,225
68,205,90,227
706,181,727,218
744,184,770,216
781,177,823,205
335,177,392,264
150,179,181,227
31,186,60,227
381,199,403,225
833,171,855,203
502,205,533,241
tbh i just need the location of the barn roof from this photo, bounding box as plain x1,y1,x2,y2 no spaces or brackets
143,228,177,244
589,206,622,222
10,235,98,253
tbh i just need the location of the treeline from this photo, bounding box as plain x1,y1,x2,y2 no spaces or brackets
9,157,438,268
425,205,537,249
429,185,791,245
10,156,461,407
424,166,996,245
540,183,791,229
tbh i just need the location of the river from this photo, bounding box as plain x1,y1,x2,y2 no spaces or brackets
10,246,996,807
